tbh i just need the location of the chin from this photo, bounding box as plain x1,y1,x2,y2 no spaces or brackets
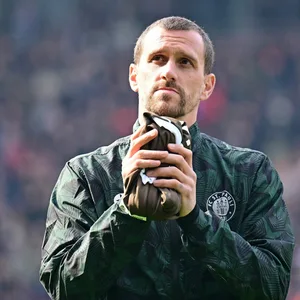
145,94,185,118
149,105,184,119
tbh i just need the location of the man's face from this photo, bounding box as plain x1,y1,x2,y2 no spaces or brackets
129,27,214,121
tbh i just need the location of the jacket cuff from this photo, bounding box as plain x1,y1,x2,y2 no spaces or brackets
177,204,200,228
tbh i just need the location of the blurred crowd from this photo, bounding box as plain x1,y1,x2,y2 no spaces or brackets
0,0,299,299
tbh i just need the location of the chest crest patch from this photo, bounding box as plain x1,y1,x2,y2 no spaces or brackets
206,191,236,221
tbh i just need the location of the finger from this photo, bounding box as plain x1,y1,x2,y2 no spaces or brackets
147,166,183,182
153,178,185,193
136,150,169,160
123,157,162,178
128,129,158,157
160,153,186,170
131,125,146,140
168,143,193,167
132,159,162,169
123,150,168,178
160,153,193,176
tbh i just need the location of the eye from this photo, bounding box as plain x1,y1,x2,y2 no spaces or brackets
179,58,193,66
151,55,166,63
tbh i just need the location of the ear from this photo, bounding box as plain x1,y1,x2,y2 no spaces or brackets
200,73,216,101
129,63,138,92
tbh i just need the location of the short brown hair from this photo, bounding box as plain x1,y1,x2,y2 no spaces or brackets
134,16,215,74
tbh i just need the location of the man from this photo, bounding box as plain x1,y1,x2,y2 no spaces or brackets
40,16,295,300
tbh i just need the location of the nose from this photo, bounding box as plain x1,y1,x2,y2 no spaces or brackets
160,60,177,81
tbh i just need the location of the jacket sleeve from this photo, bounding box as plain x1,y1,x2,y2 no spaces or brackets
177,155,295,300
39,161,150,300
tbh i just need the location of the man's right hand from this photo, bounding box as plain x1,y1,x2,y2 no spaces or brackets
122,125,169,181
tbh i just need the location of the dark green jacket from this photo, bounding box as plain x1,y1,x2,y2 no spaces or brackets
40,122,295,300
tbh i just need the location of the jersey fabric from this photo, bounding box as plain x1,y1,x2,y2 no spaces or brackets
40,121,295,300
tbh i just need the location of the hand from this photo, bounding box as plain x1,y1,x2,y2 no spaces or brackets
122,126,169,181
146,143,197,217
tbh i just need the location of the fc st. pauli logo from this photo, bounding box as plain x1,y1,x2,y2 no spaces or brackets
206,191,236,221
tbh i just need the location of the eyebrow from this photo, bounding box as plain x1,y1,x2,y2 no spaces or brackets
148,47,198,65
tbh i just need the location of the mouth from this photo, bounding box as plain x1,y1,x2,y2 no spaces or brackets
156,88,179,94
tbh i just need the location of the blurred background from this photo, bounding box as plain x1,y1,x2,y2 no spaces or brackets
0,0,299,299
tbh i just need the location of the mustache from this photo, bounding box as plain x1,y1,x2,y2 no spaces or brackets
152,81,183,94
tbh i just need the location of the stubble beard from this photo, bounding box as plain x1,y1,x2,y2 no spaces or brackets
145,92,187,118
141,80,200,119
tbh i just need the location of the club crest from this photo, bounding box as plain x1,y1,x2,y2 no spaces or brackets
206,191,236,221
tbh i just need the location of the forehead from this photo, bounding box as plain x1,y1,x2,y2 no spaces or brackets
141,27,204,60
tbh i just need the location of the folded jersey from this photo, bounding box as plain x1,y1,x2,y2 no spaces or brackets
122,112,192,220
